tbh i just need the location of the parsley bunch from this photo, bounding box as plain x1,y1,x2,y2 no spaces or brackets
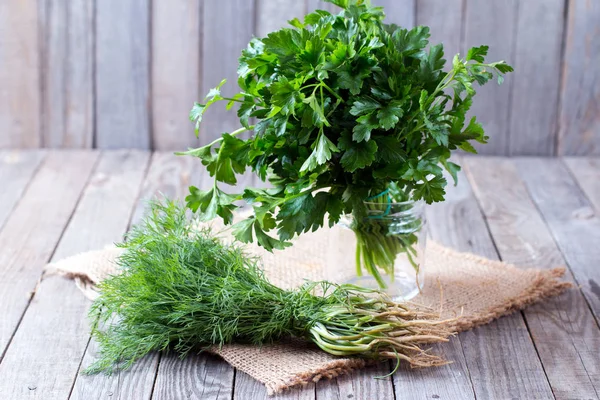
180,0,512,267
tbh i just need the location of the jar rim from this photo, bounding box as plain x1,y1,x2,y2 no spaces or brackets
363,199,425,207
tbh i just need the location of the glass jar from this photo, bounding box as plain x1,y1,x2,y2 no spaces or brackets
335,200,427,301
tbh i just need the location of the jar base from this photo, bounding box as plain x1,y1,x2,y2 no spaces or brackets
345,271,423,302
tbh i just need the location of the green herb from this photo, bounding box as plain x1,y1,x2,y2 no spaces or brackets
85,201,454,374
179,0,513,284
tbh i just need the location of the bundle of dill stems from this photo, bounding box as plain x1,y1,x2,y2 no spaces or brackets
86,201,455,375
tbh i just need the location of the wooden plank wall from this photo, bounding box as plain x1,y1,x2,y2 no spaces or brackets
0,0,598,155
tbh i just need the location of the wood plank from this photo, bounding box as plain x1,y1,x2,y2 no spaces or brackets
41,0,94,148
96,0,151,149
0,151,45,230
0,151,98,358
558,1,600,155
517,158,600,323
413,166,555,399
465,156,600,400
234,370,315,400
200,0,255,145
564,157,600,212
306,0,336,14
315,363,393,400
153,353,234,400
70,153,229,400
463,0,517,155
0,150,149,400
0,0,41,147
508,0,564,156
152,0,202,151
375,0,415,29
416,0,463,56
256,0,305,38
393,339,475,400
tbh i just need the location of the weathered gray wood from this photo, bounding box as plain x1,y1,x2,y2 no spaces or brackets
152,0,202,151
96,0,151,149
393,339,475,400
0,151,45,230
508,0,564,156
153,353,234,400
465,156,600,400
131,152,201,225
416,0,463,56
0,151,98,358
0,151,149,400
558,2,600,155
517,158,600,323
41,0,94,148
306,0,336,14
0,0,41,148
463,0,517,155
564,158,600,213
419,166,555,399
256,0,306,38
200,0,255,145
234,370,315,400
375,0,415,29
316,363,393,400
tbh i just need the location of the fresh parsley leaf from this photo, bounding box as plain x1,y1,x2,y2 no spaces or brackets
182,0,513,252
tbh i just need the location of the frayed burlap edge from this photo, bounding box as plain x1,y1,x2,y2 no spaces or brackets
449,266,571,331
268,359,368,395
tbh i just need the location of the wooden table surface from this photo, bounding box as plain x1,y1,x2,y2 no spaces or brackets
0,150,598,400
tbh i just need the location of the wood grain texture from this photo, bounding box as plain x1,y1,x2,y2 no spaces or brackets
153,353,234,400
508,0,564,156
0,151,149,400
393,339,475,400
316,363,393,400
0,0,41,147
375,0,415,29
200,0,255,145
0,151,98,356
152,0,202,151
130,152,202,225
96,0,151,149
558,1,600,155
306,0,336,14
463,0,517,155
234,370,315,400
416,0,463,56
0,151,45,230
517,158,600,323
41,0,94,148
564,157,600,212
256,0,306,38
464,156,600,400
424,166,554,399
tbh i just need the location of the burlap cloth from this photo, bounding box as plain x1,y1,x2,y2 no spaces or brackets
45,220,571,395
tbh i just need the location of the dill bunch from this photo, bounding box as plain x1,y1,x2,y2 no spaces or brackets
85,201,455,375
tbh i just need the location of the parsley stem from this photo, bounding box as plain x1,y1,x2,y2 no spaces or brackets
205,126,252,148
